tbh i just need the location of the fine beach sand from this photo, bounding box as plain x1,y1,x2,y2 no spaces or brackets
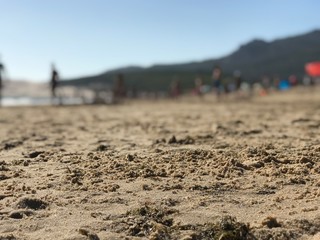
0,88,319,240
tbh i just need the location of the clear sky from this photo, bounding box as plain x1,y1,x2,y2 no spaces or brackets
1,0,319,82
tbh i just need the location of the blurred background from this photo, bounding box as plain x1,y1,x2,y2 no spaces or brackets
0,0,319,106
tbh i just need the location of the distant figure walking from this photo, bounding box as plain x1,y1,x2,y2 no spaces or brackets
0,60,5,106
212,65,223,98
50,64,59,99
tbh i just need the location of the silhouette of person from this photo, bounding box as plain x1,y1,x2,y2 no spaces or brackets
0,60,5,106
234,70,242,92
50,64,59,99
212,65,223,98
113,74,126,101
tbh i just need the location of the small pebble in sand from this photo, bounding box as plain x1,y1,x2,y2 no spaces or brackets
168,135,177,144
126,154,134,161
142,184,152,191
17,198,48,210
262,217,281,228
96,144,109,151
9,210,34,219
28,151,44,158
79,228,100,240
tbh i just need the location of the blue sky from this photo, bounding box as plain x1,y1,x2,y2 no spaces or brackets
1,0,319,82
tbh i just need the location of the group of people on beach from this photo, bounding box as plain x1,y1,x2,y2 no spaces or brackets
170,64,318,100
170,65,245,99
0,57,318,106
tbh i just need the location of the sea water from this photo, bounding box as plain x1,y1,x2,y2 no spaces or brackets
1,96,87,107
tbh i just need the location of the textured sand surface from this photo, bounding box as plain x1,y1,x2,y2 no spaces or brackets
0,88,319,239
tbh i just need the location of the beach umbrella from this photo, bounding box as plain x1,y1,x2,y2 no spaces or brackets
305,62,320,77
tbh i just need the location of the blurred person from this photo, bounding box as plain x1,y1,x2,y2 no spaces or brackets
234,70,247,98
50,63,59,99
212,65,223,98
113,74,126,102
240,81,252,98
279,79,290,91
170,78,181,98
261,75,271,91
302,75,311,86
192,75,203,97
258,76,269,96
288,74,298,87
222,77,230,95
234,70,242,92
272,76,280,90
0,59,5,106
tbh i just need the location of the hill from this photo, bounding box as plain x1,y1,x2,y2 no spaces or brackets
61,30,320,91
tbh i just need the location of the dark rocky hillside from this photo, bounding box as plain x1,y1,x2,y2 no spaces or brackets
62,30,320,91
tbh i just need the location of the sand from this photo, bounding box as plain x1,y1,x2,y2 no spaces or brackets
0,88,319,240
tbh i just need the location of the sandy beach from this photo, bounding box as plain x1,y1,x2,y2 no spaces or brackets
0,88,319,240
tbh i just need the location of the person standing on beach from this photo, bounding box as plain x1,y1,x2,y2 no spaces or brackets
193,75,204,97
0,60,5,106
234,70,242,92
212,65,223,98
234,70,243,97
113,73,127,103
50,64,59,99
170,78,181,98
